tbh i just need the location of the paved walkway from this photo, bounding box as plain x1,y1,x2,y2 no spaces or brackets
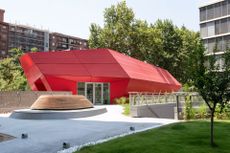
0,105,177,153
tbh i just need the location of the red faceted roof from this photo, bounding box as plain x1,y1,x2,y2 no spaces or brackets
20,48,181,93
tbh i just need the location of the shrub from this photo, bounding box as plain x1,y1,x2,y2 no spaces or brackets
197,103,208,119
114,96,130,115
115,96,129,105
215,103,230,120
183,95,195,120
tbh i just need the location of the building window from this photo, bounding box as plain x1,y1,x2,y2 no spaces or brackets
203,40,208,54
224,35,230,49
10,27,15,31
200,23,207,37
216,37,223,51
207,5,214,20
221,18,228,34
103,83,110,104
214,3,221,18
215,20,221,35
200,7,206,21
208,38,216,54
228,0,230,15
1,51,6,55
207,21,215,37
78,82,85,95
222,1,228,16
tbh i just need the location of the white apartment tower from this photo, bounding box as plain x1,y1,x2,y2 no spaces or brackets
199,0,230,65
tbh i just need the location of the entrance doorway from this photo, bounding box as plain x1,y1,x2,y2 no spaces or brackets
77,82,110,104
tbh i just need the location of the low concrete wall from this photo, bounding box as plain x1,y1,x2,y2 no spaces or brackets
131,103,177,119
0,91,71,113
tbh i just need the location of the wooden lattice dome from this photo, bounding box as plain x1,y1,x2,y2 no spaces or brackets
30,95,93,110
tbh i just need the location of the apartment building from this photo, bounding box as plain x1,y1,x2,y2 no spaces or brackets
8,24,50,53
0,9,9,58
49,32,88,51
199,0,230,65
0,8,88,59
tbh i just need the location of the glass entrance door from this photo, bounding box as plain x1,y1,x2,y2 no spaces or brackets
78,82,110,105
86,83,93,103
95,83,103,104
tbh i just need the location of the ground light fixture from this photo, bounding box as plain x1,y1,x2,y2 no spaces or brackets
21,133,28,139
63,142,70,149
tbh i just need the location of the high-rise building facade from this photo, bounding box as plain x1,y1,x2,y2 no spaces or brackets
0,22,9,58
0,8,88,59
199,0,230,65
0,9,9,58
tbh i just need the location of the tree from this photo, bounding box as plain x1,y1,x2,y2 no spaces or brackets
177,26,200,84
88,1,200,84
191,40,230,146
0,48,29,91
89,1,134,55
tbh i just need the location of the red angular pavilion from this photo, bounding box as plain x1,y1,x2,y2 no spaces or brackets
20,48,181,104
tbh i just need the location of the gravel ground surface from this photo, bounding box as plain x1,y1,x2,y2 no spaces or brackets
0,105,177,153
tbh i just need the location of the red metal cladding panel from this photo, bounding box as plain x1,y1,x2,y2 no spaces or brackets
157,68,181,86
33,58,81,64
20,54,43,89
73,49,113,60
110,79,130,104
109,49,181,86
83,64,129,78
127,79,181,93
45,75,77,94
37,64,90,76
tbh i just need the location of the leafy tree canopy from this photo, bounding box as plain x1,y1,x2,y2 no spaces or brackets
0,48,33,91
88,1,200,84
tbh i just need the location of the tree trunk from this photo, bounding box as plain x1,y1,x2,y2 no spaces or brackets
210,109,215,146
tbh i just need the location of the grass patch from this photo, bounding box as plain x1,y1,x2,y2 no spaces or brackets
74,121,230,153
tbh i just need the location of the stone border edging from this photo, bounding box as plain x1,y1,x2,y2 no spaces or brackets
57,123,168,153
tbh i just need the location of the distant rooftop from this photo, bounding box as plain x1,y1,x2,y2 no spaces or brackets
8,22,49,32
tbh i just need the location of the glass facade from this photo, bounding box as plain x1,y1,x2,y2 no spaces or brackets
200,17,230,38
200,1,230,55
103,83,110,104
203,35,230,54
200,0,230,22
77,82,110,104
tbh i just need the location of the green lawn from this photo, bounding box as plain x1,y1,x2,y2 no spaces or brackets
75,121,230,153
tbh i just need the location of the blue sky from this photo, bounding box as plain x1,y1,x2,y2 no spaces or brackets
0,0,207,39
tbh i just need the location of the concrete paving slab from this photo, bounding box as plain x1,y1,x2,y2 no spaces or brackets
0,105,177,153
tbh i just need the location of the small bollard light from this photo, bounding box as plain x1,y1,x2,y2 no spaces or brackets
21,133,28,139
63,142,70,149
130,126,135,131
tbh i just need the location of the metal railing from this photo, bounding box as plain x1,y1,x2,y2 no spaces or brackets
129,92,205,106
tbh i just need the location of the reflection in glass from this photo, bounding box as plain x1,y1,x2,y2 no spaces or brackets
86,83,93,103
78,82,85,96
103,83,110,104
95,84,102,104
